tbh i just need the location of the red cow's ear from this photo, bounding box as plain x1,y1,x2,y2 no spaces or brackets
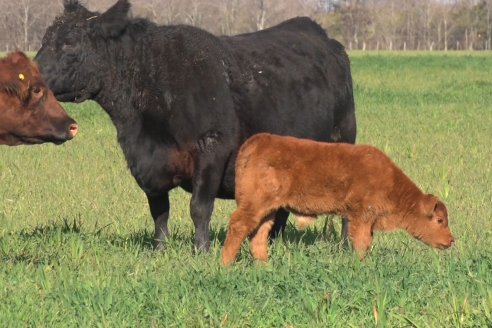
9,52,29,65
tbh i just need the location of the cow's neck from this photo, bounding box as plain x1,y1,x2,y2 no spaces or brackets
373,171,426,232
91,35,149,131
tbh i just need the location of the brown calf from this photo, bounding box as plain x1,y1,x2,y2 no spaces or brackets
0,52,78,146
222,133,454,265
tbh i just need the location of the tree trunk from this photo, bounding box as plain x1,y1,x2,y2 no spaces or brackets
256,0,266,31
23,0,29,51
487,0,491,50
444,18,448,51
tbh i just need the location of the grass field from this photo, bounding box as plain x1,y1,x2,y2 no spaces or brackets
1,52,491,327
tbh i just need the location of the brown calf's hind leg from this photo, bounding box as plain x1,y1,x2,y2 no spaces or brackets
348,223,373,260
250,215,275,262
222,209,262,266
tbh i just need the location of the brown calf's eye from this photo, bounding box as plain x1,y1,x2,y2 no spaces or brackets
32,86,42,94
437,218,444,224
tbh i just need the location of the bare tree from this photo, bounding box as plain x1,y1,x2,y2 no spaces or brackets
1,0,492,52
133,0,183,25
256,0,267,30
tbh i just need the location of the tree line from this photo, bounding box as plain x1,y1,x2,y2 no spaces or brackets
1,0,491,52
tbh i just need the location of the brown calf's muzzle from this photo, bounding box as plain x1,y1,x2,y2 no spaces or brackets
439,234,454,249
419,227,454,250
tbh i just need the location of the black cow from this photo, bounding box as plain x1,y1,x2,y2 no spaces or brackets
35,0,356,251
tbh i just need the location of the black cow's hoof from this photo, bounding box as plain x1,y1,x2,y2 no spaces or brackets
193,241,211,253
154,241,165,252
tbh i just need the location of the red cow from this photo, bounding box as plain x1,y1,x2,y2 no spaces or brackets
0,52,77,146
222,133,454,265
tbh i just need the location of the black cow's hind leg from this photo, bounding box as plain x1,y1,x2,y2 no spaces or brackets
337,110,356,248
190,194,214,252
190,156,228,252
269,208,289,240
147,193,170,251
341,217,350,248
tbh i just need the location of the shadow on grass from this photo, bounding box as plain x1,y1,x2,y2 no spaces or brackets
1,218,86,265
2,215,347,258
211,215,346,247
16,217,83,239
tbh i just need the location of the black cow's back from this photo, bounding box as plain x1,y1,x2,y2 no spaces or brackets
222,17,354,142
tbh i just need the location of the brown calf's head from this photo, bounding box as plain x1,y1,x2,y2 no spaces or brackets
0,52,78,146
411,194,454,250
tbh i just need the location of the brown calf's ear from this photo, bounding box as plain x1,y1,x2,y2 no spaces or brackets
422,194,439,218
433,200,448,218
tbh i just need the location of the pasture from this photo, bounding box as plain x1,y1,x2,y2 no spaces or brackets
1,52,491,327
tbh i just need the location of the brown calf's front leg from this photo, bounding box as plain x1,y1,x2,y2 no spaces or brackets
249,215,275,262
348,222,373,260
222,209,261,266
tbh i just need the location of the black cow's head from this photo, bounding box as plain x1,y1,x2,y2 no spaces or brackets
35,0,131,103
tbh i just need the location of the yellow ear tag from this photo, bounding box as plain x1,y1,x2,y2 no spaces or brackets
18,73,25,81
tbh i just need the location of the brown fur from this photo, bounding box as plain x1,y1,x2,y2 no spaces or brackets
221,133,454,265
0,52,77,146
295,215,317,230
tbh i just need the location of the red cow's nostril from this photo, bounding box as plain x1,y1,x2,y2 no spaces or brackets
69,123,78,138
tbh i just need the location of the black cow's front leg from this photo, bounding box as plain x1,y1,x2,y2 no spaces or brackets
147,193,170,251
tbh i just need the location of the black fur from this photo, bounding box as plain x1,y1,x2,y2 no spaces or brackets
35,0,356,251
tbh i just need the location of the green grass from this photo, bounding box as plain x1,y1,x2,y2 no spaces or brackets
1,52,491,327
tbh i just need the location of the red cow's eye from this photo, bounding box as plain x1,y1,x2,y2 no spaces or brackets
437,218,443,224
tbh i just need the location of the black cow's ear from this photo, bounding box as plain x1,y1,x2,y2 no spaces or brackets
64,0,86,13
95,0,131,39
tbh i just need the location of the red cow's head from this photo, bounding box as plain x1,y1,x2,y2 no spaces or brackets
0,52,78,146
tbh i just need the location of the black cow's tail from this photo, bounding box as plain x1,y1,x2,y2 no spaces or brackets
328,38,357,144
333,105,356,144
